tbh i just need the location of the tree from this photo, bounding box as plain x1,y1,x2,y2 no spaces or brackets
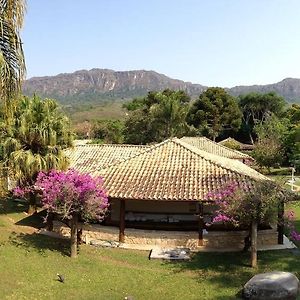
284,125,300,170
284,104,300,125
124,90,192,144
73,121,92,139
0,0,26,106
220,139,241,150
92,120,124,144
15,169,109,258
1,95,73,213
238,92,286,143
208,181,287,267
150,92,190,139
187,87,242,141
252,115,288,172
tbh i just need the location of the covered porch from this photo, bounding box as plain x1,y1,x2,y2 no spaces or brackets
104,198,284,248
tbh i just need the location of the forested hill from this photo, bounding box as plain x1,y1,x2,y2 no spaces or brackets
23,69,300,104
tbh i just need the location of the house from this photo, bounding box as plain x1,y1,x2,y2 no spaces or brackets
61,138,279,249
218,137,255,152
180,136,254,164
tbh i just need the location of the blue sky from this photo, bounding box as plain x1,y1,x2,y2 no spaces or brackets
22,0,300,87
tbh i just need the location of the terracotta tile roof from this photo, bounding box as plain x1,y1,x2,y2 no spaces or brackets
95,138,268,202
65,144,148,174
180,136,253,160
218,137,255,151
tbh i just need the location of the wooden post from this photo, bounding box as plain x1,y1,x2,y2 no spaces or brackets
250,219,257,268
198,202,204,246
119,200,125,243
277,200,284,245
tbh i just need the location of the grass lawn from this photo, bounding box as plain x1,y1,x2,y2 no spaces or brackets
1,199,300,300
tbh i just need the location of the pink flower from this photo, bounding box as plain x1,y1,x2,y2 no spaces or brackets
285,210,295,221
212,214,231,223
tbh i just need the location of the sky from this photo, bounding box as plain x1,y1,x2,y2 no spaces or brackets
22,0,300,87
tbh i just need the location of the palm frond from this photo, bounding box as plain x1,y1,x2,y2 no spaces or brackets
0,0,26,105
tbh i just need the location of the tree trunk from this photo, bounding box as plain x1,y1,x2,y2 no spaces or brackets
277,200,284,245
46,212,54,231
70,213,78,258
28,204,37,215
27,192,37,215
250,220,258,268
249,132,254,145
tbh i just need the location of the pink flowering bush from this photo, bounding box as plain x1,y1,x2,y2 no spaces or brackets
284,209,300,242
28,169,109,258
207,180,293,268
35,169,109,222
291,230,300,241
207,181,283,228
13,186,31,198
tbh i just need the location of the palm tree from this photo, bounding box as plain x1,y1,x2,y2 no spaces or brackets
2,95,74,213
151,91,190,140
0,0,26,106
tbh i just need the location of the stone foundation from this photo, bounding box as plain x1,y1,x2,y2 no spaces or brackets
53,221,278,250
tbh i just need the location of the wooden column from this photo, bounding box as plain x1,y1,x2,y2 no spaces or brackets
119,199,126,243
198,202,204,246
277,200,284,245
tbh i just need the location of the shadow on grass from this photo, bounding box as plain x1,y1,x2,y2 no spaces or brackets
0,197,27,215
164,250,300,299
15,209,47,229
9,232,70,257
0,197,47,229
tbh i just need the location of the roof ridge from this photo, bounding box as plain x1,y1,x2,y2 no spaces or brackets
181,136,251,159
73,143,147,148
93,139,173,172
174,138,267,181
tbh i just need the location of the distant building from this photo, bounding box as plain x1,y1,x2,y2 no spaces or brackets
181,136,254,164
218,137,255,152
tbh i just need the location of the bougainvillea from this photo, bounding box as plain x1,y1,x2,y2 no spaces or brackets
284,209,300,241
13,186,32,198
206,180,291,268
206,181,284,228
31,169,109,258
35,169,109,222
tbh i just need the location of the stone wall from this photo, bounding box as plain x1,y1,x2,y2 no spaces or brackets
53,221,278,250
204,229,277,249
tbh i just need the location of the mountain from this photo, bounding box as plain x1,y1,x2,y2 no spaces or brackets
229,78,300,103
23,69,206,105
23,69,300,105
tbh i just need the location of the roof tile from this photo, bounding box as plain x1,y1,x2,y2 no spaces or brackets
94,138,267,201
181,136,253,160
